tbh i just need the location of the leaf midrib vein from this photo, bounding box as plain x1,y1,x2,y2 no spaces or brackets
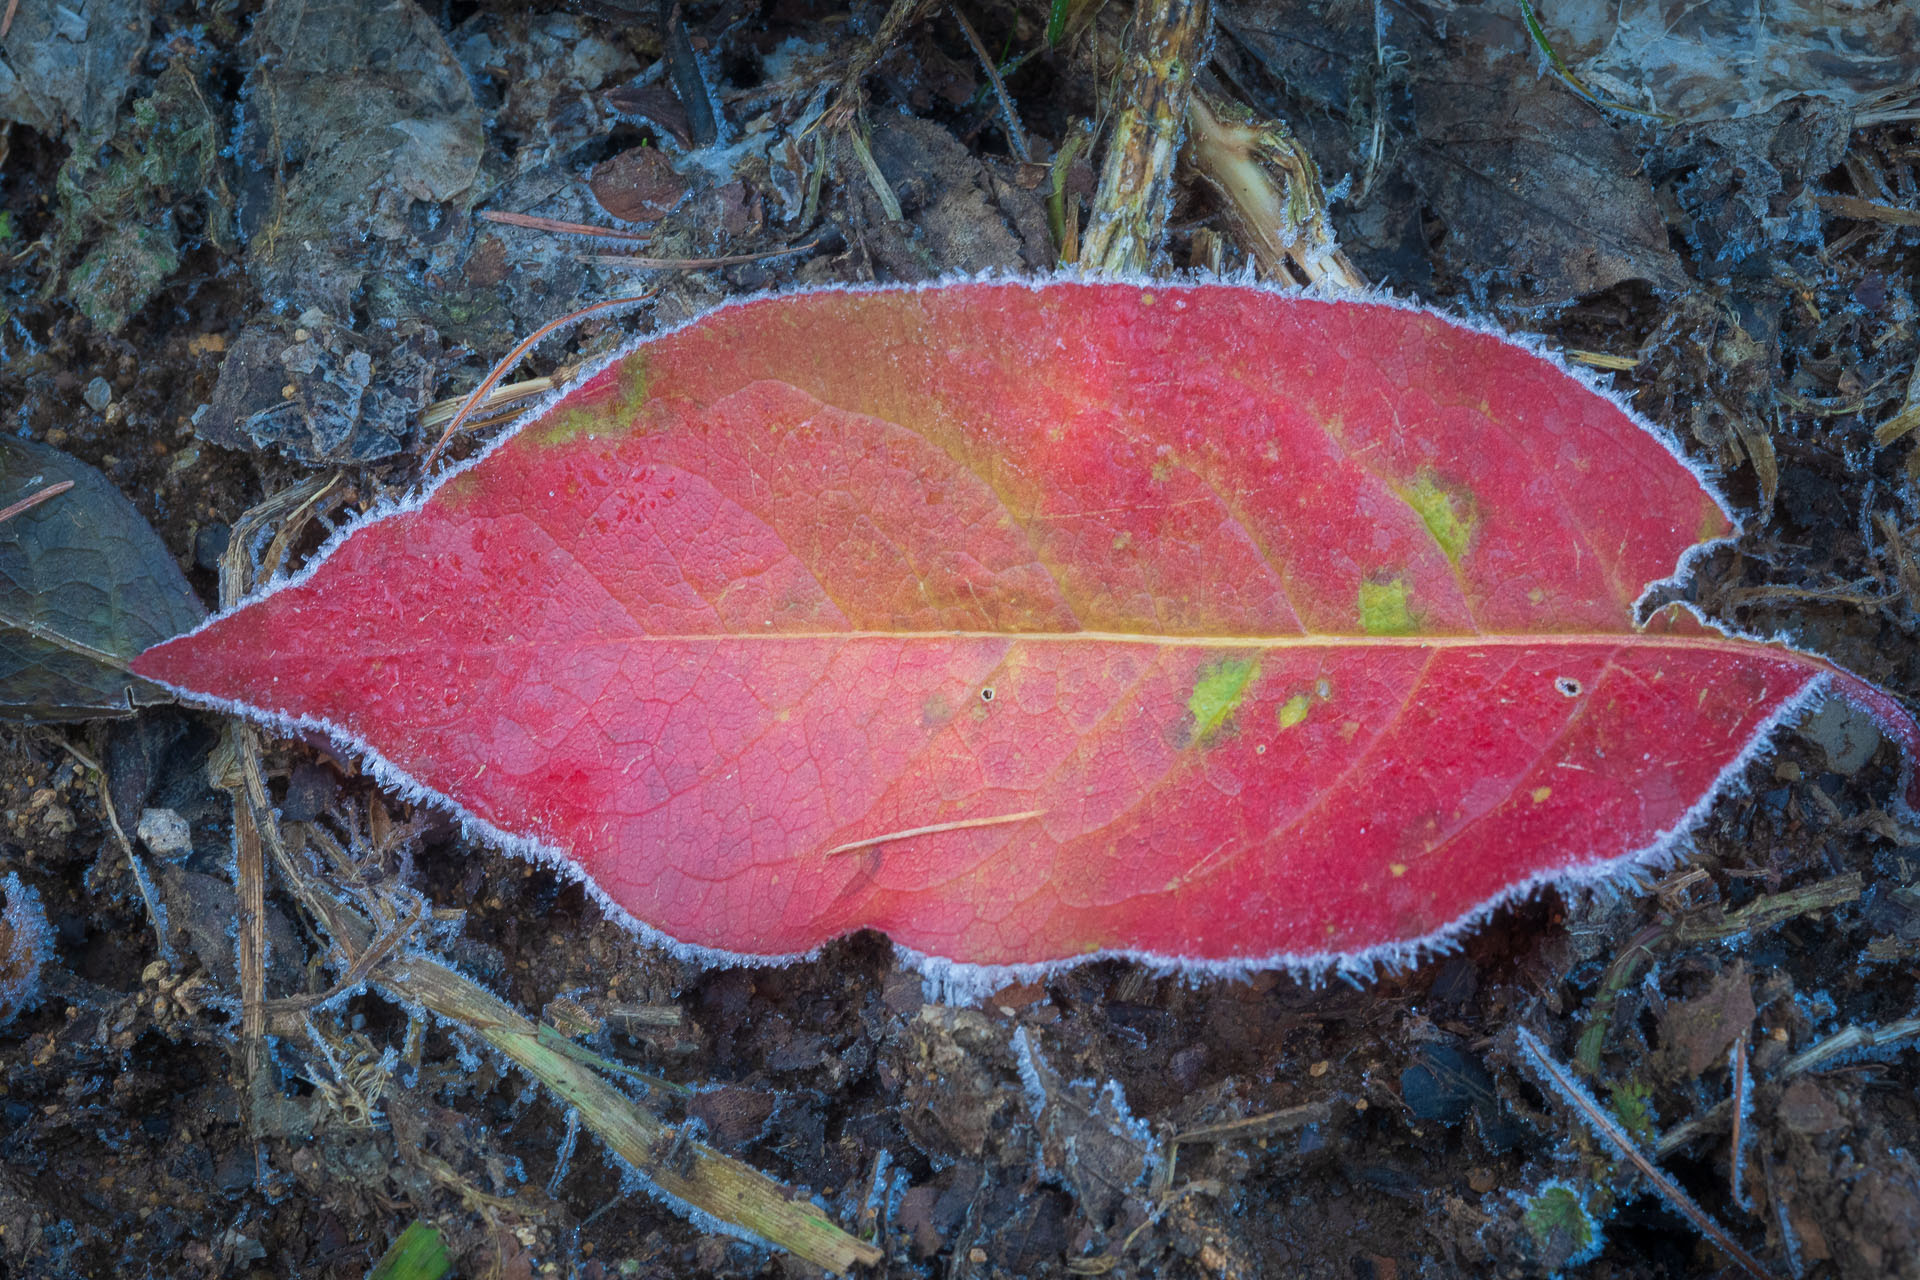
367,630,1809,657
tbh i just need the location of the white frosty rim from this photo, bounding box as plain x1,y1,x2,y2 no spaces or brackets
143,275,1915,1007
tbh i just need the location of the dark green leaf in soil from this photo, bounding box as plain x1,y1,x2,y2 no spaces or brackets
0,438,204,719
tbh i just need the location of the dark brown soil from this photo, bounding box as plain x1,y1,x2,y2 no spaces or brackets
2,2,1918,1277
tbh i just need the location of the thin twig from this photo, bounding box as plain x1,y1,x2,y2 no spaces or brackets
0,0,18,42
479,210,653,241
233,772,268,1073
1781,1015,1920,1076
422,293,655,471
825,809,1046,855
44,734,173,962
1516,1028,1774,1280
0,480,73,524
1729,1031,1753,1211
950,4,1031,161
261,901,425,1023
576,240,818,272
817,0,944,132
1655,1012,1920,1158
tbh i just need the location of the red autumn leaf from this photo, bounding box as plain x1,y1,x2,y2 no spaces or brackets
132,283,1918,978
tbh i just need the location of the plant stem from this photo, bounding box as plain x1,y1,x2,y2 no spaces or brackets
1079,0,1210,274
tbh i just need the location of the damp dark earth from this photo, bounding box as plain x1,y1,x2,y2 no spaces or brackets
3,2,1920,1278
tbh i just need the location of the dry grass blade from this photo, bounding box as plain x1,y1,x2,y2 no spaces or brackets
261,901,426,1028
216,471,339,608
846,126,905,220
1047,129,1090,263
1816,195,1920,228
1874,360,1920,448
1515,1028,1775,1279
215,474,353,1076
1513,0,1674,121
1582,873,1861,1098
420,377,557,433
1565,349,1640,371
1166,1100,1331,1149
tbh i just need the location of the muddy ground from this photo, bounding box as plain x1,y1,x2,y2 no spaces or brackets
2,0,1920,1276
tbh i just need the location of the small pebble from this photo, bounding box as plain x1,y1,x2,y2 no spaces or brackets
83,377,113,411
136,808,193,860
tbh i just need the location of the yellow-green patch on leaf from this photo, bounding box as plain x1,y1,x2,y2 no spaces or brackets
1397,471,1473,562
1277,692,1314,729
536,353,652,446
1188,657,1259,745
1358,578,1416,635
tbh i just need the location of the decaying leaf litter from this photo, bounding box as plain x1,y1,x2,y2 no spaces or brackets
1,0,1919,1276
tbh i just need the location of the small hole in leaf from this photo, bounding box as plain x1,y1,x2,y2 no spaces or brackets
980,687,995,703
1555,677,1583,698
